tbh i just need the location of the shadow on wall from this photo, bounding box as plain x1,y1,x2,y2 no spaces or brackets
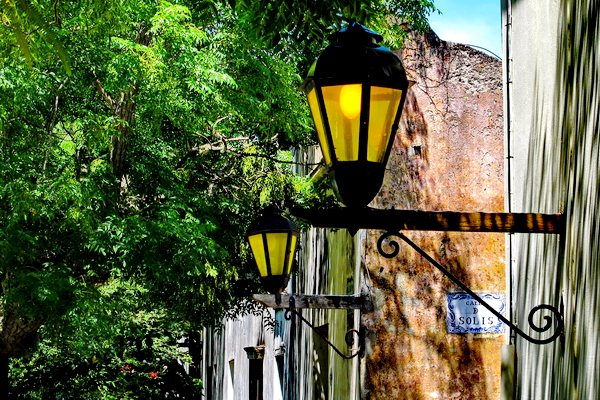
516,0,600,399
362,29,505,400
364,230,497,400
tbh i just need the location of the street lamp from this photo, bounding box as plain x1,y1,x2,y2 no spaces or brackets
300,22,411,207
247,207,364,358
245,206,299,295
250,23,563,351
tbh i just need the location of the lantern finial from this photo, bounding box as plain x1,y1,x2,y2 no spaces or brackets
328,22,383,45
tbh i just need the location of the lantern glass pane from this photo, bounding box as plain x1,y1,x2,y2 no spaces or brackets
248,234,268,277
367,87,403,163
286,234,298,274
322,84,361,161
307,89,332,165
266,232,292,276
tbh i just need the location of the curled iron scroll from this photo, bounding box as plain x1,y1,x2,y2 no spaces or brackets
377,231,402,258
284,296,362,359
377,231,564,345
525,304,564,344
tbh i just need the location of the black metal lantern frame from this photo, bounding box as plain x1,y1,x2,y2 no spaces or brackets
300,23,411,208
246,206,299,295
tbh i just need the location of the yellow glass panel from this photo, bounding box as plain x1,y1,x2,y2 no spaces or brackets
248,232,298,277
367,87,402,163
248,234,268,277
339,85,361,119
249,233,296,277
266,232,291,276
322,84,361,161
286,235,298,274
307,89,332,165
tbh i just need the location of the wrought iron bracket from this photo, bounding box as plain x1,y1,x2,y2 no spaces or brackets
289,207,566,345
284,296,364,359
378,231,564,345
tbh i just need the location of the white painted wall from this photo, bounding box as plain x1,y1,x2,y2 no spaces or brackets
504,0,600,399
504,0,560,214
203,309,285,400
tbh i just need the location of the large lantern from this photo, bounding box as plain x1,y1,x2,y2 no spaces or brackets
300,23,410,207
246,206,299,294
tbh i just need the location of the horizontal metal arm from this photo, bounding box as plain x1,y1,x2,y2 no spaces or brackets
252,294,369,310
291,207,564,234
380,231,564,345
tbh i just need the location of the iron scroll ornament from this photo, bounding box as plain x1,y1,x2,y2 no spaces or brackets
284,296,363,359
377,231,564,345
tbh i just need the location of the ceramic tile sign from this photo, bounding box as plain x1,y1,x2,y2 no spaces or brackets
447,293,506,334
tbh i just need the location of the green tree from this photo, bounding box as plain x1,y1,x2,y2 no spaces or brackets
0,0,435,394
9,279,204,399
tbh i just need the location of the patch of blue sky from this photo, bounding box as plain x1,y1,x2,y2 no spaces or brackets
428,0,502,58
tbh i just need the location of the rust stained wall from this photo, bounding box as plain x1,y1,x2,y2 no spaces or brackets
362,31,505,400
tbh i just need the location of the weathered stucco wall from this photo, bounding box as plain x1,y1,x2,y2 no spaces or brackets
361,31,505,400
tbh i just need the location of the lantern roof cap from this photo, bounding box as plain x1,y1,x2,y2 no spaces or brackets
301,23,408,92
246,205,299,235
329,22,383,45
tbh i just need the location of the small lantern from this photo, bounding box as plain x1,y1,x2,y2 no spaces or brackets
300,23,410,207
246,206,299,294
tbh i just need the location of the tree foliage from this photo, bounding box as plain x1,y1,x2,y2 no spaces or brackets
1,0,311,325
0,0,435,395
10,279,204,399
194,0,435,48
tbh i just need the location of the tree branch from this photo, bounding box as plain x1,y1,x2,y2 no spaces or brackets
230,150,321,166
93,80,115,112
176,137,250,168
176,137,321,168
43,78,68,177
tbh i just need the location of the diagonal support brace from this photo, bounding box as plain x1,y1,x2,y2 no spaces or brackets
284,296,364,359
379,231,564,345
